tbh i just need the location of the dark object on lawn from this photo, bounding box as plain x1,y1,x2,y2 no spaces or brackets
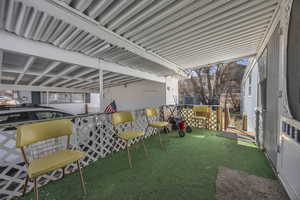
186,126,192,133
169,117,192,137
179,130,185,137
169,117,178,130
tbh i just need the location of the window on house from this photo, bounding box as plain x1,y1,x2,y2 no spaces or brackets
248,73,252,96
41,92,85,104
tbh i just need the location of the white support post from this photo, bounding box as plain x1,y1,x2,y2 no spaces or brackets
0,50,3,85
46,91,49,105
99,69,104,112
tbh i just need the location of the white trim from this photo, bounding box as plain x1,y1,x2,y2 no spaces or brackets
242,4,281,82
99,69,104,112
242,57,257,84
0,31,166,83
256,3,281,59
0,50,3,85
0,84,95,93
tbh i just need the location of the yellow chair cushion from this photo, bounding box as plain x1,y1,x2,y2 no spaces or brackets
145,108,158,117
16,119,72,147
28,149,85,178
118,130,144,140
112,112,134,125
149,121,169,127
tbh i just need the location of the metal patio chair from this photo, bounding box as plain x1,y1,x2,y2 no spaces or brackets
192,105,212,129
16,119,86,200
111,111,147,168
145,107,169,148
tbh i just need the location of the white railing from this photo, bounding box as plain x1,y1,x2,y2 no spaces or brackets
278,116,300,200
281,116,300,144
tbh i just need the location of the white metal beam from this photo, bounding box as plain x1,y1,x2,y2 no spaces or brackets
0,31,166,83
14,56,36,84
29,61,61,85
99,69,104,111
21,0,183,74
0,50,3,84
0,84,95,93
71,80,97,89
51,79,73,87
57,68,97,87
40,64,78,86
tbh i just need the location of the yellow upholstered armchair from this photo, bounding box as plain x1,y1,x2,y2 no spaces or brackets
16,119,86,200
145,108,169,149
112,111,147,168
192,105,212,129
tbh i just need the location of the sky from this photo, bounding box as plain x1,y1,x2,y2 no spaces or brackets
236,58,249,66
189,58,249,77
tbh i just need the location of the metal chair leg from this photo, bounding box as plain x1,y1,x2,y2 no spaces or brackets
126,141,133,168
76,161,87,195
62,167,65,178
22,175,29,197
142,138,148,156
33,177,39,200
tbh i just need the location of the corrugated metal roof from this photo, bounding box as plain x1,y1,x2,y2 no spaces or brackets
0,0,175,75
0,0,280,92
57,0,279,68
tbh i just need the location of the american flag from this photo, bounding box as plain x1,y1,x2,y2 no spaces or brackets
104,100,117,113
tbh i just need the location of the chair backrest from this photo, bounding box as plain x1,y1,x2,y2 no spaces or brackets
112,111,134,125
192,105,211,117
145,108,158,117
16,119,73,148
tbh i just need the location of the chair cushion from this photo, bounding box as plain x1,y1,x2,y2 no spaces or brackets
149,121,169,127
28,149,85,178
118,130,144,140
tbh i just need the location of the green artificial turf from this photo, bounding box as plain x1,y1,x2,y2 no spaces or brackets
21,129,275,200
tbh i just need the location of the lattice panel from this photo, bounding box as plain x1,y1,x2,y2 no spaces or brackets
0,109,160,199
180,108,218,130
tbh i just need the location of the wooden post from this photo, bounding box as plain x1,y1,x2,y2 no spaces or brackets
242,114,248,131
224,106,229,130
216,106,222,131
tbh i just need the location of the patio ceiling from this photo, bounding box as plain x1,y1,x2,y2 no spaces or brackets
1,0,279,70
0,0,280,93
0,50,144,92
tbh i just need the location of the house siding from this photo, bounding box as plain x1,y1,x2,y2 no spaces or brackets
241,63,258,132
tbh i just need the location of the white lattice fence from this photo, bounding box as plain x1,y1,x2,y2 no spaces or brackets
0,108,161,200
162,105,220,130
180,108,218,130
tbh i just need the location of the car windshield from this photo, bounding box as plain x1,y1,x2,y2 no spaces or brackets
0,112,31,124
34,111,72,120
